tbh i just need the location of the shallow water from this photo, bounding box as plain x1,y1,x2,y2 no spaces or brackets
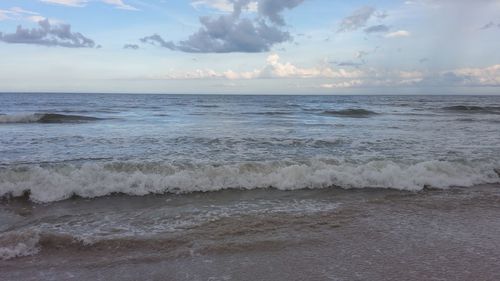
1,184,499,280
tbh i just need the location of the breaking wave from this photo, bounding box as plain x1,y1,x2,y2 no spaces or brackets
322,109,378,118
0,113,102,124
0,159,498,203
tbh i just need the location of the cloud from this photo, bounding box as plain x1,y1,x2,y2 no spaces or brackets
480,21,495,30
0,7,40,21
337,6,376,32
0,18,96,48
140,34,176,49
39,0,137,10
141,0,304,53
191,0,258,13
355,46,379,60
320,81,363,89
334,61,365,67
364,24,390,34
384,30,410,38
139,54,500,89
40,0,87,7
355,50,369,59
123,43,139,49
160,54,363,80
191,0,235,12
101,0,138,11
375,11,388,19
257,0,304,26
428,65,500,86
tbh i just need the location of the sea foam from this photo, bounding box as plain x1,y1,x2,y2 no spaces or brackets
1,159,498,203
0,230,40,260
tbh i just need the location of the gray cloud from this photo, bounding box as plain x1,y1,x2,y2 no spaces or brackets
140,0,303,53
123,43,139,49
257,0,304,26
0,19,96,48
334,61,365,67
480,21,495,30
417,72,471,86
364,24,390,33
338,6,376,32
356,50,369,59
142,16,290,53
140,34,176,49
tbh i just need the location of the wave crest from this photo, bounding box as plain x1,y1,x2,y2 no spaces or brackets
1,160,498,203
0,113,101,124
322,109,378,117
442,105,500,114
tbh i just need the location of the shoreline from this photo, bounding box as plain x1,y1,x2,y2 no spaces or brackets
1,184,499,280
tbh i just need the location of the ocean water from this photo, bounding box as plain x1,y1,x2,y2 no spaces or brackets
1,93,500,279
1,94,499,202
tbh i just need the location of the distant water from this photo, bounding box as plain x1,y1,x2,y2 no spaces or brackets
0,93,499,203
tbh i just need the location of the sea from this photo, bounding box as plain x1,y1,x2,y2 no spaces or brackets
1,93,499,280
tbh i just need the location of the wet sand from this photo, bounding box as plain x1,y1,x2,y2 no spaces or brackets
1,184,500,281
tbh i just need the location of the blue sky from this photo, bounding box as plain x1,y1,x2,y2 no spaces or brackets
0,0,499,94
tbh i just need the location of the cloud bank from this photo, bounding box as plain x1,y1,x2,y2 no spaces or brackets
154,54,500,89
160,54,362,80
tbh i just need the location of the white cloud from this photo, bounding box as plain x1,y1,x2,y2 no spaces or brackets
384,30,411,38
160,54,363,80
191,0,258,13
40,0,87,7
320,81,363,89
0,7,63,25
0,7,40,21
39,0,137,10
191,0,233,12
447,65,500,86
145,55,500,89
102,0,138,11
260,54,362,79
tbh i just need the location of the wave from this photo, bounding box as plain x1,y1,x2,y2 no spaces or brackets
195,104,219,108
442,105,500,114
0,159,498,203
0,113,102,124
322,109,378,118
243,111,292,116
0,230,40,260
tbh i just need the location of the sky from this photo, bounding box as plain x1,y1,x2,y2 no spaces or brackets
0,0,499,94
